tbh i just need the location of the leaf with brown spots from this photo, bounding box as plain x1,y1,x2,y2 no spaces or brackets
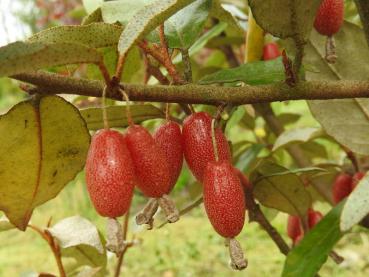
0,96,90,230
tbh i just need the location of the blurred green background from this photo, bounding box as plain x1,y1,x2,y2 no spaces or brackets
1,0,369,276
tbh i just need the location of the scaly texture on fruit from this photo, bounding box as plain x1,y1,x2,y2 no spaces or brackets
203,161,245,238
126,125,171,198
263,42,281,61
85,129,136,217
332,173,353,204
308,209,323,228
153,121,184,193
287,215,302,241
314,0,344,36
183,112,231,182
351,171,365,191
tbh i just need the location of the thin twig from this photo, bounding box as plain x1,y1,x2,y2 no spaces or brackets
114,208,131,277
28,225,66,277
180,48,193,83
97,62,112,88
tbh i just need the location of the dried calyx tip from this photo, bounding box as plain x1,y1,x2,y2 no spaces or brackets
135,198,159,227
325,36,337,64
158,194,180,223
228,238,247,270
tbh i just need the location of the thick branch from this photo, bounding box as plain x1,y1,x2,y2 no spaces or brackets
12,72,369,105
354,0,369,47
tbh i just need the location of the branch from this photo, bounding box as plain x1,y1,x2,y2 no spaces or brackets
12,71,369,106
354,0,369,47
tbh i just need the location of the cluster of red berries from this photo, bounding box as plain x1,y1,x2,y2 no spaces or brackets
287,209,323,245
85,111,248,269
332,171,365,205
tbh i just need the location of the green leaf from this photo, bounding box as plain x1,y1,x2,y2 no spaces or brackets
210,0,243,34
48,216,107,275
235,144,264,171
117,0,196,57
276,113,301,126
198,57,284,85
80,104,164,130
101,0,153,24
0,41,102,77
0,215,15,231
0,96,90,230
82,8,103,25
272,127,323,151
309,99,369,155
28,23,122,48
282,202,344,277
82,0,103,14
248,0,322,39
250,160,311,216
341,172,369,231
172,22,228,64
149,0,211,49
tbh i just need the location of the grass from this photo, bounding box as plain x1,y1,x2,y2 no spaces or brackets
0,173,369,277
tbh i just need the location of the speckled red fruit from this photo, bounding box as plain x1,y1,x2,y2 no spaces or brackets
287,215,302,241
85,129,136,217
203,161,245,238
153,121,184,193
351,171,365,191
332,173,352,204
314,0,344,36
294,234,304,245
183,112,231,182
308,209,323,228
263,42,281,61
126,125,171,198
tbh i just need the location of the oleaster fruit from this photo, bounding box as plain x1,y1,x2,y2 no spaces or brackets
287,208,323,245
351,171,365,191
85,129,136,218
183,112,231,182
314,0,344,37
263,42,281,61
308,209,323,229
203,160,247,270
332,173,353,204
126,125,172,198
153,120,184,193
287,215,302,242
313,0,344,63
126,124,179,224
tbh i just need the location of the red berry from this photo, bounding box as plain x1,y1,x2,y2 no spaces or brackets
85,129,136,217
153,121,184,193
351,171,365,191
287,215,302,241
314,0,344,36
308,209,323,228
263,42,281,61
126,125,171,198
183,112,231,182
294,234,304,245
203,161,245,238
332,173,353,204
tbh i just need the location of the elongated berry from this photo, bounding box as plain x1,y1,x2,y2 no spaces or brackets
314,0,344,36
126,125,171,198
183,112,231,182
332,173,352,204
203,161,245,238
153,121,184,193
85,129,135,217
263,42,281,61
308,209,323,228
287,215,302,241
351,171,365,191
